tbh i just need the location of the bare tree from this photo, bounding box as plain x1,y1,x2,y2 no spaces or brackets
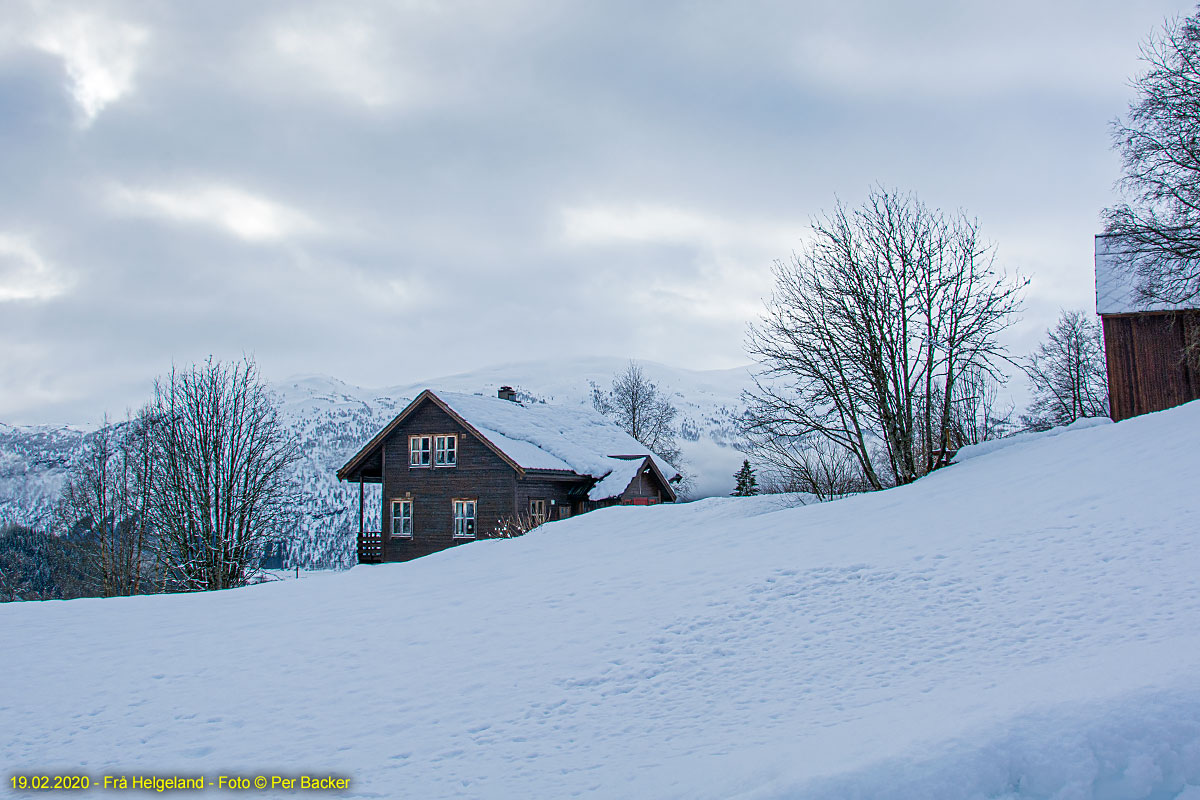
1021,310,1109,430
56,412,158,597
944,367,1015,447
744,188,1025,490
1104,12,1200,309
750,434,871,501
148,358,299,591
593,362,683,467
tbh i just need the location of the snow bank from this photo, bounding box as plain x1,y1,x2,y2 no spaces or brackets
766,688,1200,800
3,402,1200,799
954,415,1111,462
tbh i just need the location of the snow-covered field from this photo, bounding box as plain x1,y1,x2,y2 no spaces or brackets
4,402,1200,799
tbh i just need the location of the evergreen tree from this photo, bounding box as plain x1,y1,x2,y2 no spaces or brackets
732,460,759,496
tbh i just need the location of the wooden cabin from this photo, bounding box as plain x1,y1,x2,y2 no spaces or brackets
337,387,680,564
1096,235,1200,421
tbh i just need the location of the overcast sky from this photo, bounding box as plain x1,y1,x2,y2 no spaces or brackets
0,0,1189,425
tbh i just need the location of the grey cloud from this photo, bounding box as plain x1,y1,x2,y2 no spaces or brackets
0,0,1189,423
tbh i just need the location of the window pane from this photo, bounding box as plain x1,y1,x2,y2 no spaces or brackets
453,500,476,537
392,500,412,536
435,435,457,465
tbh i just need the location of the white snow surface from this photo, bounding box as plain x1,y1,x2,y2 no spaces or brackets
435,390,680,479
586,457,647,501
1095,234,1199,314
954,415,1112,462
5,402,1200,799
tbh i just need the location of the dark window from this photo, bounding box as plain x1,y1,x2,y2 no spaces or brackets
409,436,431,467
453,499,476,538
391,499,413,537
435,435,457,467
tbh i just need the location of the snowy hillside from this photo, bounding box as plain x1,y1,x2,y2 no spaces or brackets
4,401,1200,798
1,358,751,567
0,422,89,528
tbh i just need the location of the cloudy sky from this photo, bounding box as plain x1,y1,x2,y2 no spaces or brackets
0,0,1189,425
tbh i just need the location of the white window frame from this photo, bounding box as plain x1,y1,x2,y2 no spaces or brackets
391,499,413,538
434,434,457,467
409,435,432,468
453,499,477,539
530,498,547,524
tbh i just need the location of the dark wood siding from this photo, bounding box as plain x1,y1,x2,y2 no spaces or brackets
375,399,598,561
516,475,580,522
619,459,663,502
380,401,519,562
345,391,680,563
1103,311,1200,422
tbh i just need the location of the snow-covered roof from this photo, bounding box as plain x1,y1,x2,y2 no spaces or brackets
433,391,679,481
1095,234,1198,315
338,389,681,496
586,457,648,501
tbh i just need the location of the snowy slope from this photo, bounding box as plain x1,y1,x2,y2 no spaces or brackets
4,402,1200,799
0,422,89,528
2,359,751,566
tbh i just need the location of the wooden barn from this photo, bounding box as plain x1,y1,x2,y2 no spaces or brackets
1096,235,1200,422
337,387,681,564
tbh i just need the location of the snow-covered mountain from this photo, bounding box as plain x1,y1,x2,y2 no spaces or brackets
5,401,1199,798
1,358,752,566
0,422,91,530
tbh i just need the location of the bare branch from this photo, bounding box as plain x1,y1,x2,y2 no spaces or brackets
744,188,1025,490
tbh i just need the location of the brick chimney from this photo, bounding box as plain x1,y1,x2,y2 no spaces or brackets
497,386,516,402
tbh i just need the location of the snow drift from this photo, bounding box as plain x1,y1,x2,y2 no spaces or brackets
4,402,1200,799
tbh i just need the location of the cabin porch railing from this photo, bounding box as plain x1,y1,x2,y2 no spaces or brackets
358,532,384,564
